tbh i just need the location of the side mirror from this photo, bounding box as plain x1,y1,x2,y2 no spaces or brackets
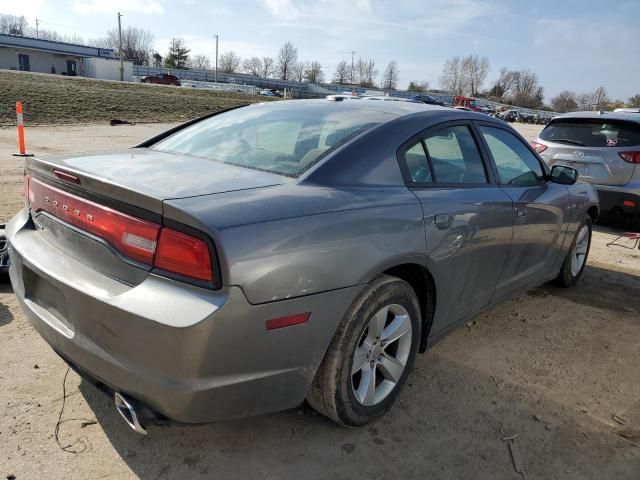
550,165,578,185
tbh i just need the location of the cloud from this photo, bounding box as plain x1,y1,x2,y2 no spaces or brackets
0,0,48,19
71,0,165,15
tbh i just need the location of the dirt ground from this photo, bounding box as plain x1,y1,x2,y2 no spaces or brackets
1,122,639,479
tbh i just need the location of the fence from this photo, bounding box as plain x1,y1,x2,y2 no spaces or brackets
133,65,555,117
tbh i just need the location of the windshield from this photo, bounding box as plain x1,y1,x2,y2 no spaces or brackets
151,103,393,177
540,118,640,148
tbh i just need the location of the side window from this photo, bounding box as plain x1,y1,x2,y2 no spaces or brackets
423,126,487,184
403,142,432,183
479,126,544,185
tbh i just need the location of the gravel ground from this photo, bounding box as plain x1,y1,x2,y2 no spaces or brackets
0,122,639,480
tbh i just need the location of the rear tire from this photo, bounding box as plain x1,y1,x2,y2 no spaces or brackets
307,275,421,426
555,215,592,287
629,215,640,232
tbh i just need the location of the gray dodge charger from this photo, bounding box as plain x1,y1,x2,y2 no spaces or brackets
7,100,598,433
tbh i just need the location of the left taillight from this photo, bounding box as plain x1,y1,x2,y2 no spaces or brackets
28,177,216,285
530,141,548,154
619,151,640,164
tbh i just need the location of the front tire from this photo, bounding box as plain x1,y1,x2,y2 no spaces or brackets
555,215,592,287
307,275,421,426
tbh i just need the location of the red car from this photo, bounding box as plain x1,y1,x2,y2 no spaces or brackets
140,74,181,86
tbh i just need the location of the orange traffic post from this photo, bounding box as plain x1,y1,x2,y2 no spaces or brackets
13,101,34,157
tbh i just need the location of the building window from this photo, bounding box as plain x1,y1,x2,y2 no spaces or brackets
18,54,30,72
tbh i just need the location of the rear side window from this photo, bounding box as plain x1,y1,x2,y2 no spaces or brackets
404,142,432,183
480,126,544,185
423,126,487,184
540,119,640,148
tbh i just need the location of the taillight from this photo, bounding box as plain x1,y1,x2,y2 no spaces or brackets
28,177,215,284
24,175,31,205
29,177,160,264
155,228,212,281
619,151,640,164
530,141,548,154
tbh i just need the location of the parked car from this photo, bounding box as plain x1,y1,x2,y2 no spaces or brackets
7,101,598,434
614,108,640,114
412,94,447,107
258,90,275,97
361,95,423,103
140,74,181,86
0,224,8,274
532,112,640,229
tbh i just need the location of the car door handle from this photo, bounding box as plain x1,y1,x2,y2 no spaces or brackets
515,208,527,224
434,213,453,230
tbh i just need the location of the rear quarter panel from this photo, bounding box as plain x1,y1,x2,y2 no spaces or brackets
163,184,426,304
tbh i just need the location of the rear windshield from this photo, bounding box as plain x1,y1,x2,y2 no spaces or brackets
540,118,640,148
150,103,393,177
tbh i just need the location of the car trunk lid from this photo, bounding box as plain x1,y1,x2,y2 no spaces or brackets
26,148,285,215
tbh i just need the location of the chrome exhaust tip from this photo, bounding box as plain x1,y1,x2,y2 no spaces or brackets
114,392,148,435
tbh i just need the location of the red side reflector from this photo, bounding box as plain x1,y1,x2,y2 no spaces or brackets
618,151,640,164
266,312,311,331
623,200,636,208
155,228,213,281
530,141,548,154
53,169,81,184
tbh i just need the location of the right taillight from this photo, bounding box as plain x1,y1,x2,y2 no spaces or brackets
530,141,548,154
154,228,213,282
619,151,640,164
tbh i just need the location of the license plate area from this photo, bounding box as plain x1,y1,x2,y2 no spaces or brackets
23,265,73,334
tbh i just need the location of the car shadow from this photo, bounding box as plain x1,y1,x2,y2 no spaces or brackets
78,352,637,480
532,265,640,314
0,300,13,326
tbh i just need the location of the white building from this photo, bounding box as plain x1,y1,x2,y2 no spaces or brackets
0,33,132,81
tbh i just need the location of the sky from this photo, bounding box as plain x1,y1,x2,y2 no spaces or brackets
1,0,638,101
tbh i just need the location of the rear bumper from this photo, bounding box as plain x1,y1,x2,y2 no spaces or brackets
595,183,640,215
7,209,361,424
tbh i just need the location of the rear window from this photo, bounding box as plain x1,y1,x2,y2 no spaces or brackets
150,103,393,177
540,118,640,148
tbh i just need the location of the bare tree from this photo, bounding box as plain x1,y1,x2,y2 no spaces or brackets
243,57,263,76
291,61,308,83
304,61,325,83
628,94,640,108
219,51,241,73
277,41,298,80
0,14,28,35
510,70,544,108
488,67,518,99
440,56,466,95
382,61,399,90
189,54,211,70
462,55,489,96
333,60,351,84
551,91,578,113
95,27,154,65
261,57,276,78
592,86,610,110
39,29,85,44
408,81,430,93
576,93,593,111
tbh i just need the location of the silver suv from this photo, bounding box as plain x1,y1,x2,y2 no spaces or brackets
532,112,640,230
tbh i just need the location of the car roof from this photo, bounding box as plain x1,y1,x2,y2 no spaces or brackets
555,111,640,123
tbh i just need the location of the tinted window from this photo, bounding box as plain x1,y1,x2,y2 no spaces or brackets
480,126,544,185
423,126,487,184
404,142,432,183
151,104,393,178
540,119,640,147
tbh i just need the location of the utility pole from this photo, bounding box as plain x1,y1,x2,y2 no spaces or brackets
214,34,219,83
350,50,355,85
117,12,124,81
35,19,39,38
